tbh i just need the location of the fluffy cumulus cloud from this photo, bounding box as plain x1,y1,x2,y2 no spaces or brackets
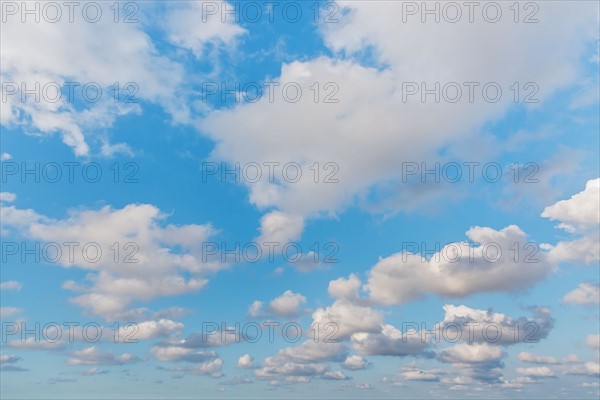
1,2,244,155
267,290,308,318
0,200,222,319
364,225,553,305
563,283,600,306
255,211,304,246
516,367,556,378
542,178,600,233
254,341,346,383
341,355,368,371
439,304,554,345
350,324,429,357
542,178,600,265
311,299,384,340
197,2,598,231
437,343,505,383
249,290,308,318
328,273,363,303
237,354,254,369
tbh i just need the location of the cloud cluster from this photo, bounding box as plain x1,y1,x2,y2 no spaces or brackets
1,196,221,319
1,2,244,156
355,225,552,305
198,2,598,230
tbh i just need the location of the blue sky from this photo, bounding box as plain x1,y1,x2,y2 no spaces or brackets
0,1,599,398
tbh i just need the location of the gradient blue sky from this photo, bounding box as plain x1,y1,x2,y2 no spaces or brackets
1,1,599,398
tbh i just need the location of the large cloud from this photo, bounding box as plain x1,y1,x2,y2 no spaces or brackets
365,225,553,305
197,2,598,224
0,195,222,319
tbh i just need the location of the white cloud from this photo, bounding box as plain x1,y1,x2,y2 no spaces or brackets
564,283,600,306
581,382,600,388
518,352,559,365
81,367,109,376
542,179,600,265
401,366,441,382
0,281,22,291
165,326,243,349
1,200,221,319
341,355,367,371
0,307,22,318
438,343,503,364
198,2,598,230
586,334,600,350
237,354,254,369
194,358,224,376
150,346,218,363
311,299,384,339
254,341,346,383
248,290,308,318
365,225,552,305
121,319,184,341
328,274,362,302
161,1,245,58
1,2,245,156
568,362,600,377
0,192,16,203
1,355,20,364
266,341,346,365
440,304,554,345
350,324,429,357
67,347,137,366
255,362,328,382
267,290,307,318
256,211,304,245
248,300,264,318
322,370,349,380
437,343,505,383
542,178,600,233
516,367,555,378
547,235,600,265
0,355,27,372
